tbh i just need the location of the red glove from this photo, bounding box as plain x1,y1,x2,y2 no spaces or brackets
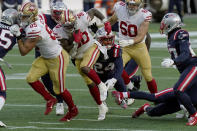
73,29,83,43
104,22,112,35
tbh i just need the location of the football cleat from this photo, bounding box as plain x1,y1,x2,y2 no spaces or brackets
126,98,135,106
186,112,197,126
98,102,108,121
130,75,142,91
44,98,57,115
56,103,64,115
98,82,108,101
111,91,127,109
132,103,150,118
0,121,6,127
60,105,78,122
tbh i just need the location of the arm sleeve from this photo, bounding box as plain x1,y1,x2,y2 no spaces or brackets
113,49,123,80
75,11,91,30
25,24,41,38
174,31,190,65
142,9,152,22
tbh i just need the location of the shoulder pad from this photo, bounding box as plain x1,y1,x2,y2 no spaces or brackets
140,9,152,22
75,11,90,31
113,44,121,58
114,1,125,12
25,22,41,38
174,30,189,40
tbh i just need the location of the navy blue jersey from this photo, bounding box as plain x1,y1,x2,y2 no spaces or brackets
42,14,57,29
93,45,123,80
168,29,197,73
0,22,17,58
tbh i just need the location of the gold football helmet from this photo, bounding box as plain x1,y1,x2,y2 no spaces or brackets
125,0,143,16
18,2,38,27
57,9,76,31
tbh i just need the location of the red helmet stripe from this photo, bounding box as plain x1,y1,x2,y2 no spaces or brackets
68,9,70,22
21,2,31,12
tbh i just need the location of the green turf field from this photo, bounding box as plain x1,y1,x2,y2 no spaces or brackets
0,16,197,131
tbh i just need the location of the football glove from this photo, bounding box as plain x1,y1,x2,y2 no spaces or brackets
89,22,98,33
119,39,134,47
73,29,82,43
161,58,174,68
104,21,111,34
105,78,117,90
10,24,21,37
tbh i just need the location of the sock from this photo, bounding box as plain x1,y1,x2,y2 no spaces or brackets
0,96,5,110
56,95,64,103
87,69,101,85
122,92,130,98
29,80,54,101
60,89,75,109
147,78,158,93
121,70,130,85
89,86,102,105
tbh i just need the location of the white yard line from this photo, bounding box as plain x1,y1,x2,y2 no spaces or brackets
6,73,178,80
7,126,156,131
4,104,136,110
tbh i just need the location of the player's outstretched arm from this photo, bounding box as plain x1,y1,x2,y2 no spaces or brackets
87,8,105,21
108,13,118,26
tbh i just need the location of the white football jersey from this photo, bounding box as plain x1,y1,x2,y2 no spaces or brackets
114,1,152,42
53,24,69,40
53,11,94,59
25,14,62,58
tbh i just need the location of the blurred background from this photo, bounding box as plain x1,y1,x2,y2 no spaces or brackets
0,0,197,22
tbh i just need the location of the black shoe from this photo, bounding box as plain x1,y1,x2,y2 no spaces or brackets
130,75,142,91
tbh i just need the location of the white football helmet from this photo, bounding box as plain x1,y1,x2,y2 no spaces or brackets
50,1,67,23
96,27,115,49
125,0,143,16
160,13,184,35
1,9,18,25
18,2,38,28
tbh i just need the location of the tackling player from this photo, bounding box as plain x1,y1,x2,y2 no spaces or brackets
10,2,78,122
94,26,135,108
112,13,197,126
0,8,18,128
107,0,158,93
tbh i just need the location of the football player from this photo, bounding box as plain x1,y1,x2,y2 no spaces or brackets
53,8,109,120
0,8,18,127
107,0,158,93
10,2,78,122
94,26,135,108
34,0,67,116
112,13,197,126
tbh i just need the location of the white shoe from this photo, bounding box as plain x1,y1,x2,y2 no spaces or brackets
98,102,108,121
0,121,6,127
56,103,64,115
126,98,135,106
98,82,108,101
176,105,188,119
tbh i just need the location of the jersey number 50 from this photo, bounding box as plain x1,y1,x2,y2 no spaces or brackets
120,21,137,37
